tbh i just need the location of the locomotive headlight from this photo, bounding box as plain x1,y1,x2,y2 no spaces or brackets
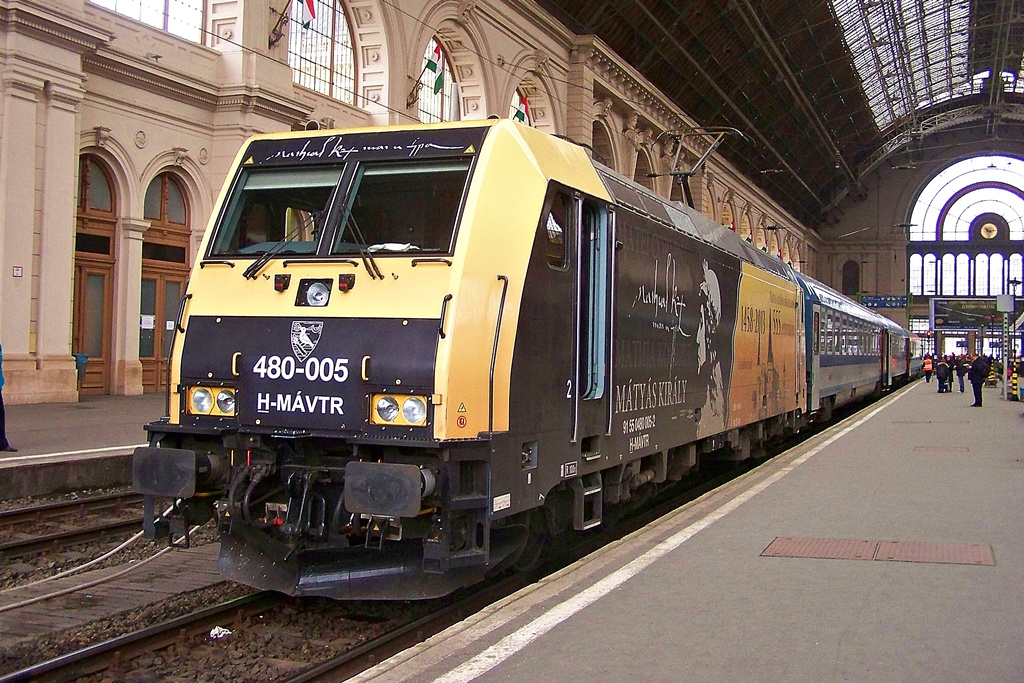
186,386,236,416
190,388,213,414
305,281,331,307
375,396,400,422
370,393,430,427
216,389,237,415
402,397,427,425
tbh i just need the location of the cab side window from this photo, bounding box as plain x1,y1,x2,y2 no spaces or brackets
544,191,571,269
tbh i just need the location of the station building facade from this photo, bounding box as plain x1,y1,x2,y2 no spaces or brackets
0,0,819,403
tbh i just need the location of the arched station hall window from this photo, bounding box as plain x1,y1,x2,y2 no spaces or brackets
418,37,459,123
288,0,356,104
140,172,191,393
906,154,1024,298
88,0,203,44
510,88,531,125
591,121,613,168
74,155,118,395
633,151,654,191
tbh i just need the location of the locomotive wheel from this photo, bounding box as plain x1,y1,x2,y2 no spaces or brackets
510,509,550,573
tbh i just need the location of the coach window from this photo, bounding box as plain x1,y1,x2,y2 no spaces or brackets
813,311,820,355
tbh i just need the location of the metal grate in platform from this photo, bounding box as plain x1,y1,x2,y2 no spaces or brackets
761,537,995,566
761,537,877,560
874,541,995,565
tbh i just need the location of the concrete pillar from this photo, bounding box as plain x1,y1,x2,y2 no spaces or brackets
112,218,149,395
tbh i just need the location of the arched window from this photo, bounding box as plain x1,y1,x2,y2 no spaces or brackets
89,0,202,43
591,122,613,168
1010,254,1024,294
941,254,955,295
74,155,119,395
720,204,734,231
633,151,654,191
141,173,192,393
418,37,458,123
975,254,989,295
956,254,970,295
923,254,937,294
990,253,1005,294
909,254,923,294
510,88,531,125
288,0,356,104
142,173,190,265
841,260,860,296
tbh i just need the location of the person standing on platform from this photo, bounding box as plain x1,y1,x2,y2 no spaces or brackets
955,354,968,393
968,353,990,407
0,343,15,452
923,354,933,383
935,356,950,393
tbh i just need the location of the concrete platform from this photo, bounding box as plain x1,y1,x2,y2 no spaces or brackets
0,394,166,499
355,381,1024,682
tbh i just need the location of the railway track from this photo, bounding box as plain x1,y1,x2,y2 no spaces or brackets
0,492,142,527
0,492,145,561
0,592,280,683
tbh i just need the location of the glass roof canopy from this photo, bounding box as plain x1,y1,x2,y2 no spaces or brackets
830,0,978,132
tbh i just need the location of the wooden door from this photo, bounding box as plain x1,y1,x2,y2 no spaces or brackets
72,263,113,394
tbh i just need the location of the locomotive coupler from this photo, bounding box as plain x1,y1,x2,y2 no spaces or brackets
281,470,327,540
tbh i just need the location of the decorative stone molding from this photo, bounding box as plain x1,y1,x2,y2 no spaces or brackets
93,126,112,147
457,0,477,24
134,130,147,148
172,147,189,166
594,96,613,119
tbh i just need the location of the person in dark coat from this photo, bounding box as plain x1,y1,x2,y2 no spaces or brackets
954,355,968,393
968,353,990,407
935,356,950,393
0,343,14,452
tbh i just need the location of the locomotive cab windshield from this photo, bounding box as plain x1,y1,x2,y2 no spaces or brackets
208,155,472,263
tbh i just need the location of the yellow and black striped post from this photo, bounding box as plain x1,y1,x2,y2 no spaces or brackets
1012,370,1019,401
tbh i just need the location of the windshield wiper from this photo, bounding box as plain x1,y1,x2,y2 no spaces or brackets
242,211,320,280
337,210,383,280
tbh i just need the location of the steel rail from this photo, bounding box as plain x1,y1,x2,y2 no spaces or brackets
0,492,142,527
0,592,277,683
0,518,145,560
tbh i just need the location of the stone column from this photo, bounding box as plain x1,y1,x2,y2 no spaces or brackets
566,40,595,148
36,80,86,402
111,218,149,396
0,71,42,402
0,72,40,354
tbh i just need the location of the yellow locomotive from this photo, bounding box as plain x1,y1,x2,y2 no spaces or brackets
133,120,805,599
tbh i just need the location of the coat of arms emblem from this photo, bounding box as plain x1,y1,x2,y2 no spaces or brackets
290,321,323,362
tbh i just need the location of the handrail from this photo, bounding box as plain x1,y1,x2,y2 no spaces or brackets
411,258,452,267
175,293,193,334
282,258,359,268
199,260,235,269
488,276,509,434
438,294,453,339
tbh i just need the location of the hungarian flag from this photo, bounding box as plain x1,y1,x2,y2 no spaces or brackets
426,43,443,94
301,0,315,29
513,95,530,123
